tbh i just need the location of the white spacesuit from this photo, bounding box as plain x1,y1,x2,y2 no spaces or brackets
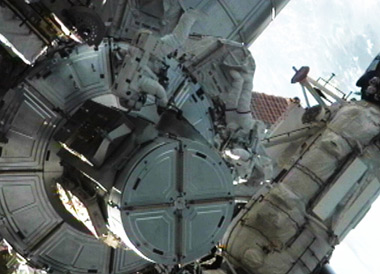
112,9,201,110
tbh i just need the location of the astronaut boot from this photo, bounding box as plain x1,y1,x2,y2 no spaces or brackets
237,111,255,133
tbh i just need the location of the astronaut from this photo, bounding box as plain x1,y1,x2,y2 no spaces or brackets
223,47,256,134
112,9,201,110
218,47,264,180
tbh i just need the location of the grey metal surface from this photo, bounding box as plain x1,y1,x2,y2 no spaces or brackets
0,173,62,254
0,88,58,170
334,176,380,239
111,0,290,45
30,223,111,273
181,0,290,44
112,248,150,274
26,41,112,111
110,0,182,40
109,138,234,265
0,4,46,63
172,81,215,145
0,54,150,273
40,0,290,45
29,222,148,274
312,158,368,221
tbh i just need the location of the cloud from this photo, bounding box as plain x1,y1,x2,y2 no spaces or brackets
250,0,380,101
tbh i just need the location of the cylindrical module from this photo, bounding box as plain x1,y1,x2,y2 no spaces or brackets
108,137,235,265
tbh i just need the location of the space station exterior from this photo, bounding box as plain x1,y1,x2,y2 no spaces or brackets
0,1,378,274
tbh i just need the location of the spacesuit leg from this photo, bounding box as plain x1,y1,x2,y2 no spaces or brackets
236,71,255,132
225,69,244,130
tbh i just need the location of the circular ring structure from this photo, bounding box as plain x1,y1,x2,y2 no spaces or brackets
108,138,234,265
0,43,151,273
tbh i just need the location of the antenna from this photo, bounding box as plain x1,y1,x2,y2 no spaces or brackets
291,66,345,109
316,72,346,97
